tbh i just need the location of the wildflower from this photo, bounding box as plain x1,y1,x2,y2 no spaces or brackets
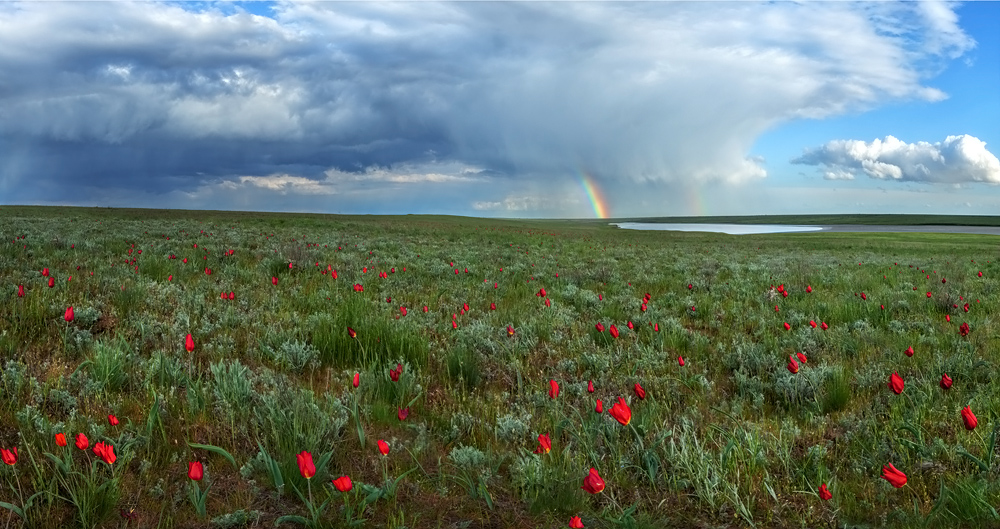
609,397,631,425
296,451,316,479
65,306,74,322
959,322,970,337
55,433,67,447
0,447,16,465
595,323,605,333
534,433,552,454
609,324,619,338
569,516,585,528
818,483,832,500
17,285,24,297
185,334,195,353
678,356,685,366
507,325,515,337
48,277,55,288
272,277,278,286
549,380,559,399
787,356,799,374
784,322,791,331
595,399,603,413
108,414,119,426
634,383,646,400
796,352,807,364
94,442,116,464
378,440,390,456
962,406,977,431
821,322,829,330
809,320,816,328
75,433,89,450
881,463,907,488
189,462,204,481
333,475,353,492
398,407,409,421
390,363,402,382
587,380,594,393
581,468,605,494
353,372,360,388
627,321,633,330
888,372,904,395
905,346,914,357
940,373,953,390
806,285,812,293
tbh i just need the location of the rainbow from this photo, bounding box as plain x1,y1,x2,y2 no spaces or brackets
577,171,610,219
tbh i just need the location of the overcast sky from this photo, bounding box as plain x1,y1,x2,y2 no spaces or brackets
1,1,997,218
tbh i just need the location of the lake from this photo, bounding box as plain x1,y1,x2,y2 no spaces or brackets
613,223,1000,235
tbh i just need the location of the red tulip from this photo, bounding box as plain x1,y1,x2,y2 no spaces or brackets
959,322,970,337
581,468,605,494
452,321,458,329
17,285,24,297
221,292,226,300
48,277,55,288
55,433,67,447
595,399,603,413
332,475,353,492
821,322,828,330
506,325,515,337
787,356,799,374
229,291,235,300
881,463,907,488
609,325,619,338
400,307,407,316
108,414,119,426
398,407,409,421
687,283,692,290
185,334,195,353
964,303,969,312
378,439,390,456
783,322,791,331
926,292,932,298
598,294,603,301
353,372,360,388
183,258,188,264
774,305,780,313
627,321,633,330
653,323,659,332
609,397,631,425
168,275,173,281
640,304,647,312
549,379,559,399
904,346,914,357
42,268,49,277
962,406,977,430
423,305,429,312
806,285,812,293
296,451,316,479
93,442,116,465
490,302,496,311
569,516,585,528
545,298,551,307
595,323,605,333
537,288,547,297
390,363,402,382
534,433,552,454
75,433,89,450
189,461,204,481
818,483,832,501
1,447,16,465
634,383,646,400
64,306,74,322
796,352,807,364
587,380,594,393
978,271,983,277
809,320,816,328
946,315,951,322
888,372,904,394
940,373,953,390
678,356,685,366
942,278,946,284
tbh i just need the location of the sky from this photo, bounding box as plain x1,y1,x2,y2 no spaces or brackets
0,1,998,218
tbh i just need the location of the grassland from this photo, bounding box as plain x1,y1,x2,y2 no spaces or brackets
1,206,998,528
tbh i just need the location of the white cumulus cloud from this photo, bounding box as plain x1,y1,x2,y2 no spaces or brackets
793,135,1000,184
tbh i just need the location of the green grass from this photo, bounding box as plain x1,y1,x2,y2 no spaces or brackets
0,205,999,528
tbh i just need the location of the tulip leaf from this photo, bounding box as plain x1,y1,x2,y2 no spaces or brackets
188,442,238,470
956,448,989,473
0,501,23,518
274,514,309,526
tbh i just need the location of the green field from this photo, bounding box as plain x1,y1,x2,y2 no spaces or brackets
1,206,999,528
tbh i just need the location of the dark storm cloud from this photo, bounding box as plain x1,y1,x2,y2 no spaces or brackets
0,1,976,212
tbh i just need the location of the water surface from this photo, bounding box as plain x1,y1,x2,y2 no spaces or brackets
614,223,1000,236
